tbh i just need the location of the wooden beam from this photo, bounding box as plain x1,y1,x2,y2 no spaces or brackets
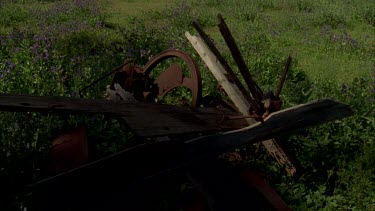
31,98,352,190
184,98,353,158
191,21,259,110
217,14,264,103
0,94,247,137
185,32,253,116
186,32,295,175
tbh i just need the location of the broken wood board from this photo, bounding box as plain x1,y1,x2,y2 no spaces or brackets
31,98,352,191
185,32,252,115
0,94,247,137
186,32,297,174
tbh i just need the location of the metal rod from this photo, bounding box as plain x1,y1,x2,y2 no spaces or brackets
79,60,134,98
275,56,292,98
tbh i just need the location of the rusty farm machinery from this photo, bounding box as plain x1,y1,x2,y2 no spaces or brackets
0,16,353,210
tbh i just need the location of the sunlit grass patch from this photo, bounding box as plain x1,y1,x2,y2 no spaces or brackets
102,0,171,27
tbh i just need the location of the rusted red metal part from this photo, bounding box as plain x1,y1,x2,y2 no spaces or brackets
109,49,202,108
142,49,202,108
48,126,88,174
242,170,291,211
183,168,291,211
183,192,208,211
109,61,152,102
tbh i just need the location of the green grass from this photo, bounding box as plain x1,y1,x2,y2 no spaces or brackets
102,0,171,27
102,0,374,83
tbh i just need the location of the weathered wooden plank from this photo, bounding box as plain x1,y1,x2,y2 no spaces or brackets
185,98,353,158
0,94,247,137
185,32,297,174
191,21,258,109
32,98,352,190
185,32,253,116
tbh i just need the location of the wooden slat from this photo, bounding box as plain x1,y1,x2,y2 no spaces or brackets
185,98,353,161
0,94,247,137
185,32,252,116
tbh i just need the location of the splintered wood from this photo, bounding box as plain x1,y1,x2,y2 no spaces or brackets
185,32,297,175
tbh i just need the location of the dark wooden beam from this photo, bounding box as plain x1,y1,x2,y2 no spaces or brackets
185,98,353,162
0,94,247,137
217,14,264,103
30,98,352,191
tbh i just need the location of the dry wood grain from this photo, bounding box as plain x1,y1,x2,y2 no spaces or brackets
0,94,246,137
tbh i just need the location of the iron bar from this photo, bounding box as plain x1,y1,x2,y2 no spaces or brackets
79,60,135,98
275,56,292,98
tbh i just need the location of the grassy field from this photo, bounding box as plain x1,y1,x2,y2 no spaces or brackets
103,0,374,83
102,0,171,25
0,0,374,210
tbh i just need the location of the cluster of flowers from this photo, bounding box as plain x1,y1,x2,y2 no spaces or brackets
28,0,103,36
0,0,106,95
319,24,361,51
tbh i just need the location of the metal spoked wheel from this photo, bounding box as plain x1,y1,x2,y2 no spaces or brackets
142,49,202,108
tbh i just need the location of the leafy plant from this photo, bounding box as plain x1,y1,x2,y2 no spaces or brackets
361,3,375,26
313,4,348,28
0,3,29,28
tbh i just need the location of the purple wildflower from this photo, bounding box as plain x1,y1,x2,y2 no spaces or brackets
95,21,103,28
126,49,133,58
71,91,77,97
9,62,15,70
140,49,146,58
